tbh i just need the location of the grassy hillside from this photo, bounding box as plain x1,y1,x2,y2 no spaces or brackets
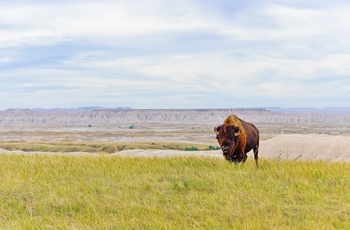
0,154,349,229
0,141,219,153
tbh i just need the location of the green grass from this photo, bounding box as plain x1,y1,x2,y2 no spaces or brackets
0,154,349,229
0,141,216,153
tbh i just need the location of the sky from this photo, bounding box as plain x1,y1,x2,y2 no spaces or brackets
1,0,350,109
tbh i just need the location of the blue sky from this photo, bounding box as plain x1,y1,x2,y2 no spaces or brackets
1,0,350,109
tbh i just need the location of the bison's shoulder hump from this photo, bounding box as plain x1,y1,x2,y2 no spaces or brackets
223,114,242,126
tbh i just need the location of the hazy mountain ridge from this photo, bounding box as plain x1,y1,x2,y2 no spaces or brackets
1,108,350,125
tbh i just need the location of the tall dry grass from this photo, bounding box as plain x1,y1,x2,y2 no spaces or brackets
0,154,349,229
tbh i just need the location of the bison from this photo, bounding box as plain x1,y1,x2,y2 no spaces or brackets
214,114,259,167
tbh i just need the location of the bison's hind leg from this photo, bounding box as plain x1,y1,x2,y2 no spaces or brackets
253,145,259,168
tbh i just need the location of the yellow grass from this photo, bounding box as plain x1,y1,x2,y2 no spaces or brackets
0,154,349,229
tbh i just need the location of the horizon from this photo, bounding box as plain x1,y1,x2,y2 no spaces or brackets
2,106,350,111
1,1,350,109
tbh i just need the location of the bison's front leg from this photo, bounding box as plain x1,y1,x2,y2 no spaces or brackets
242,153,248,163
236,150,247,164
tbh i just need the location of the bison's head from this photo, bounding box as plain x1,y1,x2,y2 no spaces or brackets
214,124,241,161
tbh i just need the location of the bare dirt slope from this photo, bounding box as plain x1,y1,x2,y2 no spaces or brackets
260,134,350,162
111,134,350,162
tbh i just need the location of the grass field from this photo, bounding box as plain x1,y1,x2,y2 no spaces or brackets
0,154,349,229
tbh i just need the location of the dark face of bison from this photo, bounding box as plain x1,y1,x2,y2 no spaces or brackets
214,124,241,161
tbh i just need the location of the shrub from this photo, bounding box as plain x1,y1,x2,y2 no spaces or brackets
184,146,199,151
207,145,220,150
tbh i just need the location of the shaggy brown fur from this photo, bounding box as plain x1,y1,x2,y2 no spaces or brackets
214,114,259,167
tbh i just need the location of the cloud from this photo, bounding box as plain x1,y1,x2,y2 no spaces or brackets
0,0,219,47
1,0,350,109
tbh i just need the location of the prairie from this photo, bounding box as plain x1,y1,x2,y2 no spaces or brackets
1,108,350,229
0,154,349,229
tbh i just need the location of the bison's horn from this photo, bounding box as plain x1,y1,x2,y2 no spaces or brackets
235,130,241,137
234,130,241,137
234,126,241,137
214,125,221,135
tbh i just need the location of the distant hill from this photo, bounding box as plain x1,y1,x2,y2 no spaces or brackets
1,108,350,126
4,106,132,112
268,107,350,114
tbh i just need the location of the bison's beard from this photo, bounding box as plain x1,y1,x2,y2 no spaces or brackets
224,154,238,163
222,145,238,163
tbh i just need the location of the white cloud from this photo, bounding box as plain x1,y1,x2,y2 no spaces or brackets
0,1,219,48
54,50,350,100
1,0,350,109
